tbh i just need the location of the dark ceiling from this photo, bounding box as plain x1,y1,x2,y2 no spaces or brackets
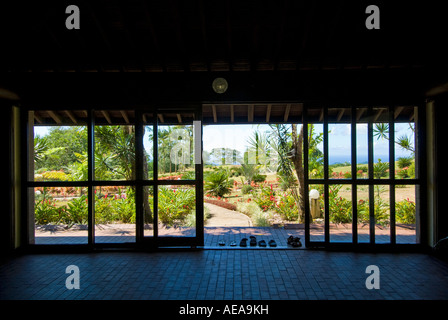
2,0,448,73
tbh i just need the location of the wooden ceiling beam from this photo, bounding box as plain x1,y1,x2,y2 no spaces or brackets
34,113,43,124
102,110,112,124
120,110,130,124
336,109,345,121
212,105,217,123
373,108,384,122
394,106,404,119
48,110,62,124
230,105,234,123
65,110,78,124
284,104,291,122
356,108,365,121
266,104,272,122
248,105,254,122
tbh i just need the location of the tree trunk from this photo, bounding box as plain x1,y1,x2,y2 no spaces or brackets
291,124,306,223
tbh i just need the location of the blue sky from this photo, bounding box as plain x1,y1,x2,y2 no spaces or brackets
35,122,415,165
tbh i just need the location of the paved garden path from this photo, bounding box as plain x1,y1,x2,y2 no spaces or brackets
204,202,253,227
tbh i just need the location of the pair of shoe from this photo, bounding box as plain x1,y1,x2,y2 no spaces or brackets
240,236,277,247
287,236,302,247
218,240,237,246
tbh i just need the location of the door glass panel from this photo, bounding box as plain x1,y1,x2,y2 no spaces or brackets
395,107,416,180
395,185,417,243
157,185,196,237
144,186,155,237
374,185,390,243
307,106,324,179
357,185,370,243
328,108,352,179
356,108,369,179
94,110,135,181
157,113,196,180
309,184,325,242
373,107,390,179
329,184,352,242
94,186,136,243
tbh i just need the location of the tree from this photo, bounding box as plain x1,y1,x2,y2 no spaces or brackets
270,124,323,223
373,123,415,154
95,125,153,223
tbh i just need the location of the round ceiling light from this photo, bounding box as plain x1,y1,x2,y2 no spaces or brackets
212,77,228,94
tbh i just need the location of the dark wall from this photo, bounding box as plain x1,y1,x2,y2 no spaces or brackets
434,93,448,242
1,101,13,255
1,68,443,108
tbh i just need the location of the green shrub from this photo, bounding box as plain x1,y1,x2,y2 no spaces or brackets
395,199,416,224
35,198,62,225
204,169,233,197
95,196,114,224
374,159,389,178
110,197,135,223
241,185,254,194
329,185,352,224
397,157,413,169
157,187,196,226
253,186,276,212
63,195,88,226
253,174,267,183
275,192,298,221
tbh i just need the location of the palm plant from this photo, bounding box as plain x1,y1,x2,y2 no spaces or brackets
204,168,233,197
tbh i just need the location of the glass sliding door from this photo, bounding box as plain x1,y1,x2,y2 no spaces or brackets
142,109,203,247
304,105,422,248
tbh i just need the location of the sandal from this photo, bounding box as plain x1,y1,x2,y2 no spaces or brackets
258,240,267,247
287,236,295,245
230,241,237,246
219,240,225,246
249,236,257,247
240,238,248,247
291,238,302,247
268,240,277,247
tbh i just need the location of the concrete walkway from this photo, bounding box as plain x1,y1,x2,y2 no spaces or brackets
204,202,253,227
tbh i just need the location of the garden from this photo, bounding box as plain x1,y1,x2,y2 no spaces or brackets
32,121,417,239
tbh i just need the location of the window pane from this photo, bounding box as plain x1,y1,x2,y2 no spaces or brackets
158,185,196,237
395,107,416,180
329,184,352,242
328,108,351,179
356,108,369,179
94,186,136,243
308,124,324,179
33,187,88,244
144,186,155,237
374,185,390,244
94,110,135,181
309,184,325,242
157,120,195,180
373,107,390,179
395,185,417,243
33,124,88,182
357,185,370,243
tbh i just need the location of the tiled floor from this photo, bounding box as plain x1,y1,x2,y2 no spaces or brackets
1,250,447,300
